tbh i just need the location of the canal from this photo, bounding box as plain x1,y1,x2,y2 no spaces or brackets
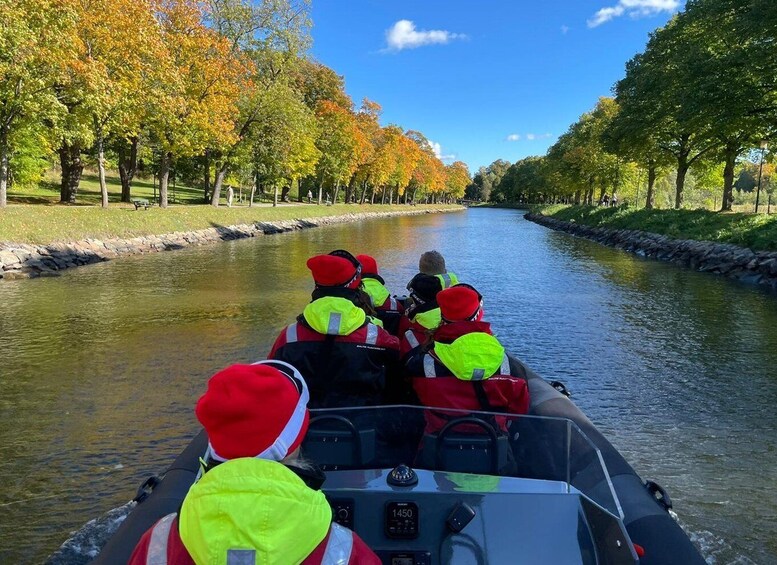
0,208,775,563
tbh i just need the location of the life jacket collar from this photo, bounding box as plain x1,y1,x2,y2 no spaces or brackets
361,277,390,307
179,458,331,565
413,307,442,331
303,296,367,335
433,332,505,381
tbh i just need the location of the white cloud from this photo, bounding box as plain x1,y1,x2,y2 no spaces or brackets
508,133,552,141
588,0,680,27
430,140,456,162
383,20,466,52
561,25,570,34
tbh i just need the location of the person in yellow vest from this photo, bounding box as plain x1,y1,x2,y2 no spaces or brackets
356,254,404,335
128,361,380,565
418,250,459,289
269,250,400,407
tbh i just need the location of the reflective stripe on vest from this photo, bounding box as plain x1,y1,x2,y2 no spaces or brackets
404,330,420,349
328,313,342,335
440,273,452,288
389,297,398,310
500,354,510,375
322,523,354,565
146,513,176,565
286,323,298,343
423,355,437,377
365,324,378,345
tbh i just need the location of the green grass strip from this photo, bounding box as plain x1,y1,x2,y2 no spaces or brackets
533,205,777,252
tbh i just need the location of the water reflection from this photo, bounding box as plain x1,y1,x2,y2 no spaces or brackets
0,208,775,563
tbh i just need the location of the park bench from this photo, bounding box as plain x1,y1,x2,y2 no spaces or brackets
132,198,151,210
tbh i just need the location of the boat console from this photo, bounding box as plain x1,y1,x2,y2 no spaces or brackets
305,406,638,565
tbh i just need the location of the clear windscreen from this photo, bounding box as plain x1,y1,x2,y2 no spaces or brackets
304,405,622,519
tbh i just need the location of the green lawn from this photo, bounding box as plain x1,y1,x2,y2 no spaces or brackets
0,202,460,245
534,205,777,252
8,171,210,206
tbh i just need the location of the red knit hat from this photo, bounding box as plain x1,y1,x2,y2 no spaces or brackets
356,254,379,276
437,284,484,323
196,361,310,462
307,254,360,288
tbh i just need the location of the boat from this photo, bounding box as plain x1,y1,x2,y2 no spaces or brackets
91,358,704,564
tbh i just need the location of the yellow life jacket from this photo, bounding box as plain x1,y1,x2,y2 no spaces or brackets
413,307,442,331
303,296,366,335
434,332,505,381
179,458,332,565
361,277,390,307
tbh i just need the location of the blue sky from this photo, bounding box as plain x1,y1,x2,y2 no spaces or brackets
309,0,683,173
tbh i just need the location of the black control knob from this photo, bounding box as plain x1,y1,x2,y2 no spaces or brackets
387,464,418,487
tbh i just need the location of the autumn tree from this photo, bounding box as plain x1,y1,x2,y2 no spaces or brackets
148,0,243,208
0,0,79,207
444,161,471,202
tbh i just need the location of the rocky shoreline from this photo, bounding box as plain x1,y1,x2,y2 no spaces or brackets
0,207,460,280
525,212,777,289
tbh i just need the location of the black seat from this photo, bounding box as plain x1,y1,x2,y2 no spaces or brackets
421,417,513,475
303,414,376,470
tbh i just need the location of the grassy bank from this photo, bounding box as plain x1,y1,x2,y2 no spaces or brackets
534,205,777,252
0,203,461,245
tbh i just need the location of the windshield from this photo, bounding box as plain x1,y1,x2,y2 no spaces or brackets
305,405,623,519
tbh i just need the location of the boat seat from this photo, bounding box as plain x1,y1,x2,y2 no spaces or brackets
303,414,376,470
421,417,514,475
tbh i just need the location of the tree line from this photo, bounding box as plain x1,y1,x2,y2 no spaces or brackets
0,0,471,209
470,0,776,211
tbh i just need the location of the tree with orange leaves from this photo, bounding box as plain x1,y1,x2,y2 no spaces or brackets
444,161,471,202
148,0,244,208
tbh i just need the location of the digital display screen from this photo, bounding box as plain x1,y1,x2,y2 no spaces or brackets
385,502,419,539
392,558,414,565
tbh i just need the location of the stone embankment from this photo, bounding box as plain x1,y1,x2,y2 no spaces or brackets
526,212,777,289
0,208,459,280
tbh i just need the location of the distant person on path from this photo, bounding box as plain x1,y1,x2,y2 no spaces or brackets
307,189,313,203
600,194,609,207
127,362,380,565
611,192,618,207
226,185,234,207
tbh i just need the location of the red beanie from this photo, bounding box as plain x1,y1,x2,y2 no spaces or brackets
356,254,379,276
437,285,483,322
196,363,309,462
307,254,359,288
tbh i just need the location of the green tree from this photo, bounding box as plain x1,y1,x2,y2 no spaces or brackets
0,0,79,207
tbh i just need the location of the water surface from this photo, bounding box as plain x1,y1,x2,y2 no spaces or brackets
1,208,775,563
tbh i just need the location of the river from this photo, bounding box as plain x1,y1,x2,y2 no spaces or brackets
1,208,775,564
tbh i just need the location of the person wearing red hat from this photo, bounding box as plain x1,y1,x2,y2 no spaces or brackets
269,250,400,408
405,284,531,434
128,361,380,565
355,254,404,335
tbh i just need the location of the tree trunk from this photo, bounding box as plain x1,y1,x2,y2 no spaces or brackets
675,153,689,210
273,185,278,207
0,128,8,208
281,185,291,202
573,190,581,205
360,181,368,204
118,136,138,203
59,142,83,203
646,164,656,210
381,185,387,204
332,180,341,204
159,151,171,208
211,165,227,207
95,125,108,208
371,189,376,204
721,141,738,212
317,183,323,205
203,149,211,203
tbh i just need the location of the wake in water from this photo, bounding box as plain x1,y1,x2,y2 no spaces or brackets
45,502,135,565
